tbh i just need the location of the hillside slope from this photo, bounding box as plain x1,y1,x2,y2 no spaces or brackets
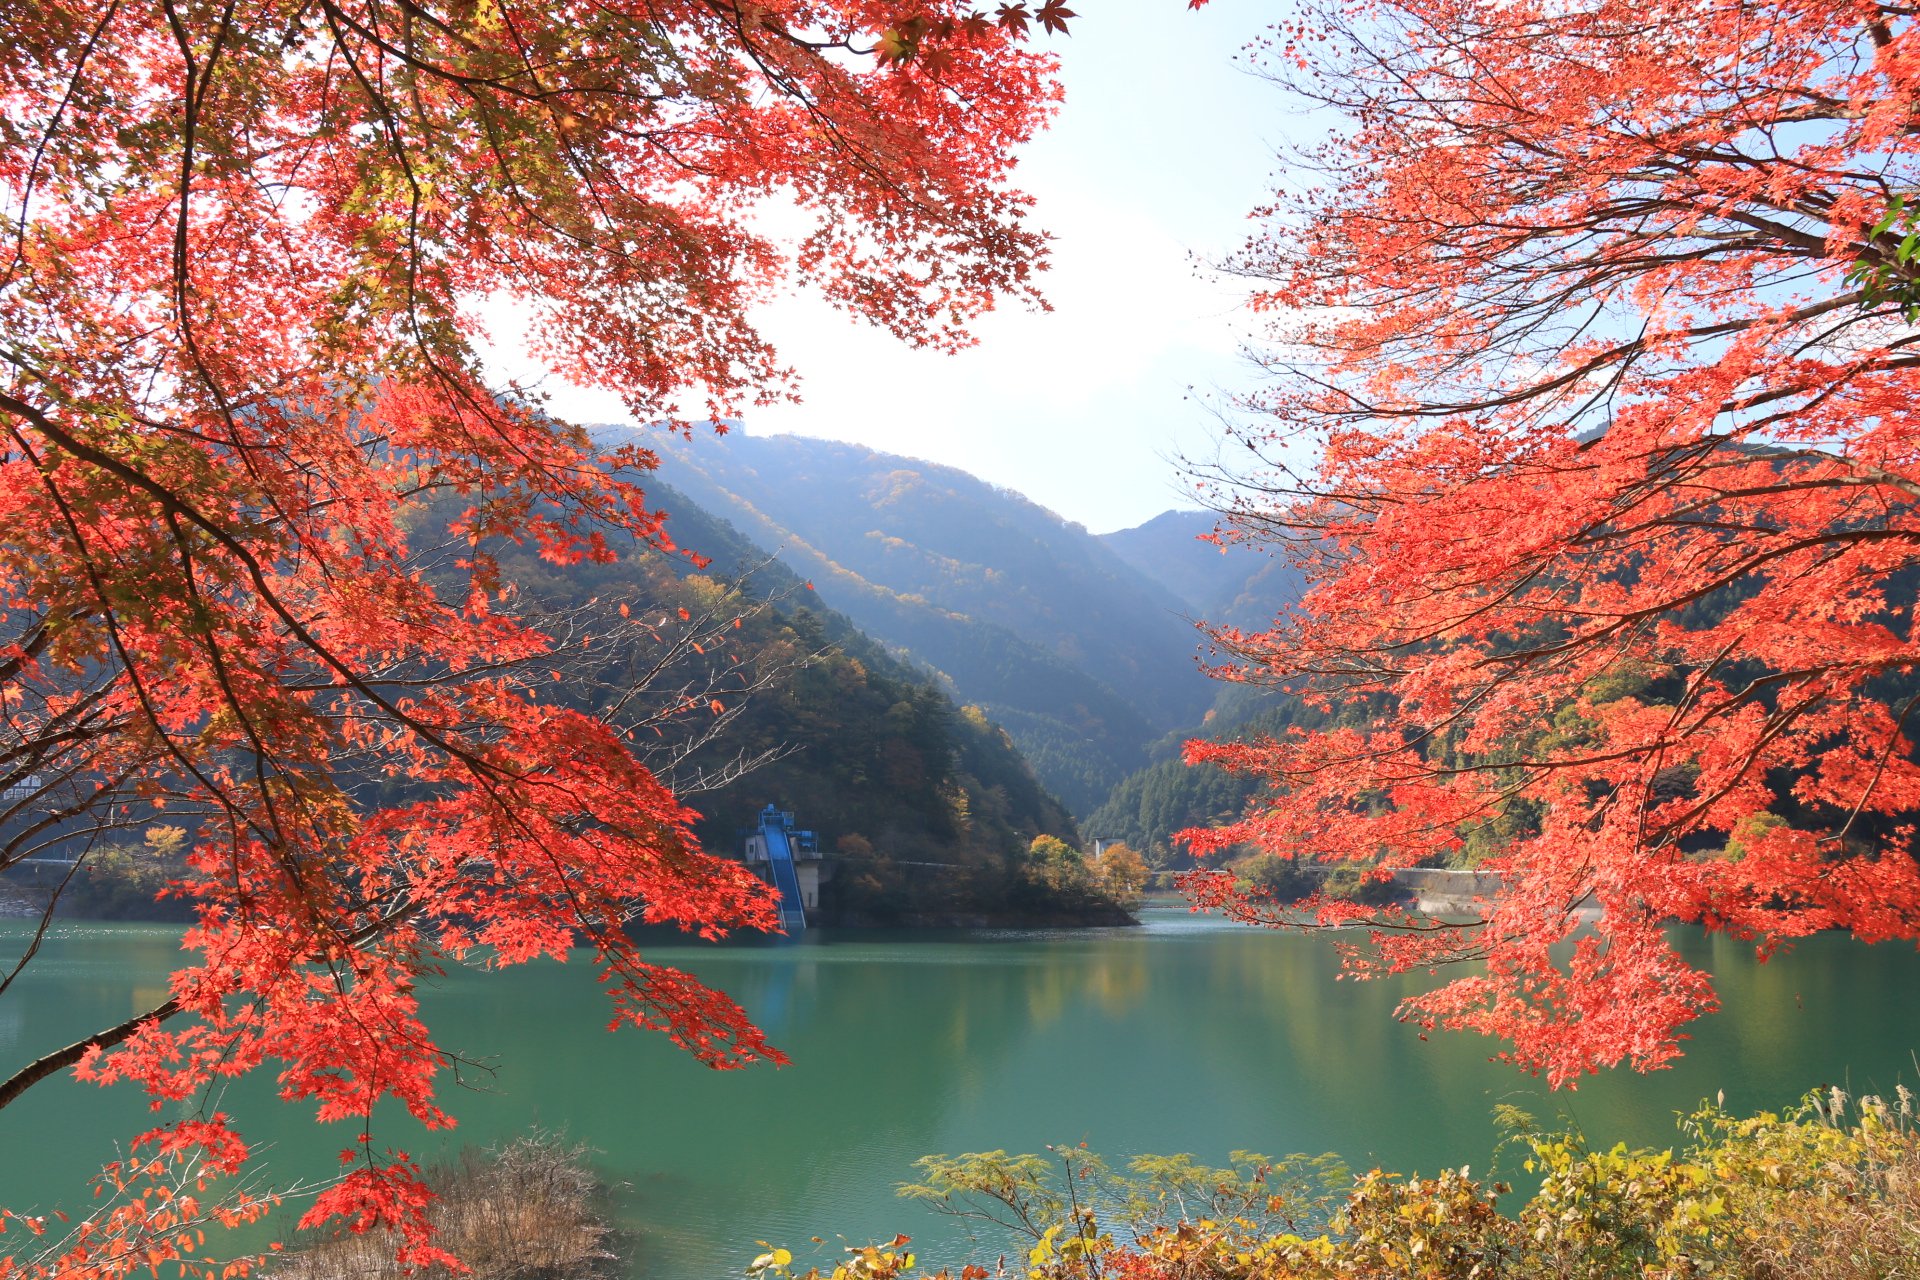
1099,509,1305,632
601,424,1218,813
440,487,1108,925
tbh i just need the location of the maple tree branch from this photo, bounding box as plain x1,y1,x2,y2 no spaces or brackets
0,390,525,790
0,998,184,1113
0,0,122,293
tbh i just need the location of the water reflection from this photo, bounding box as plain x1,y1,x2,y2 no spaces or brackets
0,915,1916,1280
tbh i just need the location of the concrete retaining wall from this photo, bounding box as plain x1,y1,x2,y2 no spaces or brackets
1389,867,1502,915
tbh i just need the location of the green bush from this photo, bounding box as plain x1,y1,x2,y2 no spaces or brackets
752,1088,1920,1280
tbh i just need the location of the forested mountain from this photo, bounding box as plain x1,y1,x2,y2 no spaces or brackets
478,484,1119,925
1058,511,1310,859
1082,750,1259,869
1099,509,1305,632
39,482,1116,926
599,423,1219,814
1082,695,1333,868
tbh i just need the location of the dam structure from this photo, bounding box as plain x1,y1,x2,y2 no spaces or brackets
742,805,825,933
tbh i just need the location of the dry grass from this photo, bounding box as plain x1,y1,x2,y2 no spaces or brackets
1728,1101,1920,1280
272,1135,618,1280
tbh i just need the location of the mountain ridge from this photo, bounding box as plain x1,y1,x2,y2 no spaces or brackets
1098,507,1305,630
600,423,1222,813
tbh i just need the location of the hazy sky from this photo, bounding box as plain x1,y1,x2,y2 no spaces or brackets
530,0,1296,535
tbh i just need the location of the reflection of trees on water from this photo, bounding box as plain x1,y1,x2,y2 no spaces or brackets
3,922,1919,1280
0,927,202,1215
405,926,1920,1269
424,934,1158,1273
1676,929,1920,1106
1151,925,1920,1175
1018,939,1150,1029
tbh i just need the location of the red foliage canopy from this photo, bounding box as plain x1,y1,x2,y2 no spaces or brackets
0,0,1056,1268
1186,0,1920,1086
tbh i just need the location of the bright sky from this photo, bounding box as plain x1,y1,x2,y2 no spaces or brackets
538,0,1295,535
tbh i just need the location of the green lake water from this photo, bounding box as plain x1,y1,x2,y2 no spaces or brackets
2,909,1918,1278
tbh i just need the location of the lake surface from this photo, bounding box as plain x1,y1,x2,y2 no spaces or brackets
2,909,1919,1279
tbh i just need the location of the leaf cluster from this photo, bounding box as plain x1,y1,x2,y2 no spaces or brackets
759,1089,1920,1280
0,0,1058,1257
1185,0,1920,1083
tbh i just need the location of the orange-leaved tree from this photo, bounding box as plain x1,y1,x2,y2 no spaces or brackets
0,0,1060,1270
1184,0,1920,1086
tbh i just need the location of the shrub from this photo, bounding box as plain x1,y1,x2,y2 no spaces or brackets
752,1089,1920,1280
272,1136,615,1280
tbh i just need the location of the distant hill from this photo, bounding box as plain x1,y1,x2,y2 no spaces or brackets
425,486,1115,926
1099,509,1305,632
1082,513,1319,863
1081,700,1311,868
601,424,1219,814
40,479,1115,927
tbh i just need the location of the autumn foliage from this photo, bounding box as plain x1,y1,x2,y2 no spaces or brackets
765,1090,1920,1280
0,0,1059,1266
1186,0,1920,1083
